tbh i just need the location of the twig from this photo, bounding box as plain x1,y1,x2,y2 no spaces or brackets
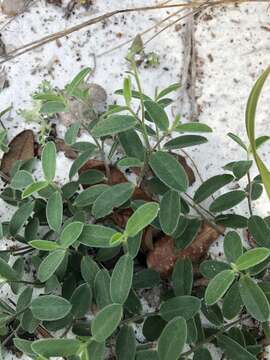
247,171,253,216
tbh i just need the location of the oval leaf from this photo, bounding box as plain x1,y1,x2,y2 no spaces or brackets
42,142,56,182
149,151,188,192
92,115,137,137
209,191,246,213
160,296,201,321
37,249,66,282
110,254,133,304
31,295,72,321
159,190,181,235
235,248,270,271
194,174,234,203
46,191,63,233
205,270,235,306
91,303,123,342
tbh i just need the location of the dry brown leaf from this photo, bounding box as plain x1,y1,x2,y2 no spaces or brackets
147,222,223,278
1,130,35,178
54,138,77,159
1,0,26,15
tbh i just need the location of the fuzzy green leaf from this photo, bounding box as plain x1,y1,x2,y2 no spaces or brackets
78,224,117,248
144,100,169,131
91,303,123,342
10,170,33,190
209,191,246,213
29,240,61,251
46,191,63,233
160,296,201,321
159,190,181,235
92,115,137,137
164,135,208,149
223,231,243,263
248,215,270,248
59,221,84,248
157,317,187,360
125,202,159,237
42,142,56,182
31,339,80,358
149,151,188,192
194,174,234,203
235,248,270,271
110,254,133,304
31,295,72,321
239,275,270,321
205,270,235,306
116,325,136,360
10,201,34,236
37,249,66,282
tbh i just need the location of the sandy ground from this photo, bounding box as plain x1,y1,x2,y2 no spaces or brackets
0,0,269,359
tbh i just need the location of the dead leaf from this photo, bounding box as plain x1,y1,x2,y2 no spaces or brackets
54,138,77,159
1,0,26,15
1,130,35,178
147,222,223,278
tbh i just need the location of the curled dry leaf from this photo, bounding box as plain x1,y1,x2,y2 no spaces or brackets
1,0,26,15
54,138,77,159
0,130,35,178
147,222,223,278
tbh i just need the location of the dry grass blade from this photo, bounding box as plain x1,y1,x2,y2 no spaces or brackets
0,0,266,65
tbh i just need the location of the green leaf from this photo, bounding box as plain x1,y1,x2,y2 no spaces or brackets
209,190,246,213
125,202,159,237
149,151,188,192
159,190,181,235
144,100,169,131
69,147,96,179
215,213,248,229
74,184,109,207
174,122,212,133
172,258,193,296
70,283,92,318
31,295,72,321
164,135,208,149
245,65,270,199
92,115,137,137
227,132,248,151
10,170,33,190
13,338,36,358
199,260,230,279
64,122,80,145
10,201,34,236
0,257,18,281
78,224,117,248
59,221,84,248
29,240,61,251
84,340,105,360
37,249,66,282
255,135,270,149
92,183,134,219
157,83,180,99
136,350,158,360
248,215,270,247
160,296,201,321
235,248,270,271
222,282,243,320
42,142,56,182
194,174,234,203
193,348,212,360
157,317,187,360
78,169,105,185
116,325,136,360
133,269,160,289
16,286,33,313
174,218,201,249
81,256,99,288
22,180,49,199
66,67,91,96
118,129,145,161
31,339,80,358
123,77,132,105
223,231,243,263
46,191,63,232
218,334,256,360
143,316,166,341
95,269,111,309
224,160,252,179
205,270,235,306
117,157,143,167
91,303,123,342
110,254,133,304
239,275,270,321
40,101,66,114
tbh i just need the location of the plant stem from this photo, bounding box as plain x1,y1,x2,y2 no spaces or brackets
121,311,158,325
247,171,253,216
181,315,250,357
